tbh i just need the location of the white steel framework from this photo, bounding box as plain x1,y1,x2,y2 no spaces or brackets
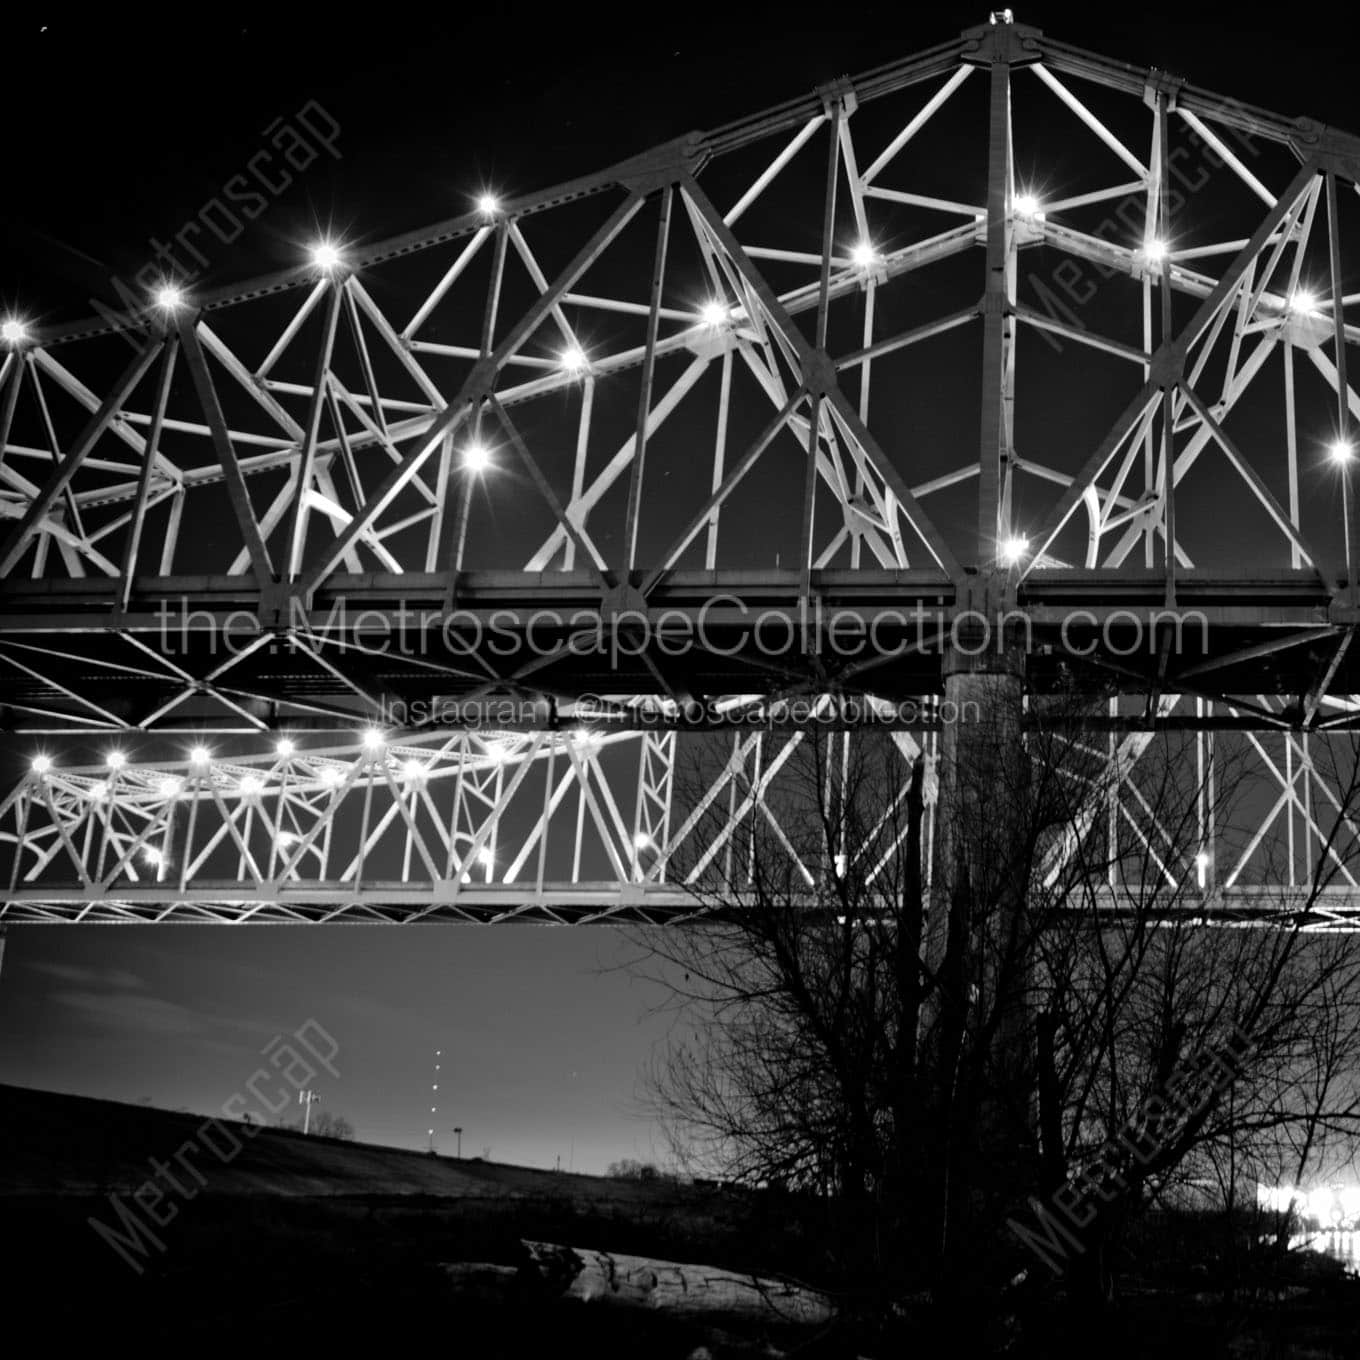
5,16,1360,923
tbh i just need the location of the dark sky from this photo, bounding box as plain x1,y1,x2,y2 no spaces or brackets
2,3,1358,1170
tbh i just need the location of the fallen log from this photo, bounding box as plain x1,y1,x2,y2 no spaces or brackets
439,1242,836,1328
516,1240,836,1327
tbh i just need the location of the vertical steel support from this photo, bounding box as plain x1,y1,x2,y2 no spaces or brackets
1157,93,1177,604
1327,172,1356,602
977,52,1012,565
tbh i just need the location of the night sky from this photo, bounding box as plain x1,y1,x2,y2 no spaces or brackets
1,3,1357,1171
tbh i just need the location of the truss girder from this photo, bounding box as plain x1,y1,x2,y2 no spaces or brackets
8,20,1360,926
5,695,1360,927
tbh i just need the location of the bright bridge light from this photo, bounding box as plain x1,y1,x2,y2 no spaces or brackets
276,830,299,848
239,775,262,796
477,193,500,214
700,300,728,327
31,755,52,774
310,241,343,271
189,746,211,766
143,847,164,867
158,777,181,799
633,831,654,850
89,781,108,801
1290,289,1319,316
850,240,879,269
1,318,28,345
362,728,385,751
1329,439,1355,465
559,346,588,374
475,846,493,866
319,766,344,786
1014,192,1041,217
463,442,491,471
402,759,425,779
275,738,295,758
1144,239,1168,262
106,750,127,770
155,285,184,310
1000,534,1029,565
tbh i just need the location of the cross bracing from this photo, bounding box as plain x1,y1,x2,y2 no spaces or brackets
6,16,1360,921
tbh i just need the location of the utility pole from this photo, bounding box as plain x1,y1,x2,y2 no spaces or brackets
453,1126,463,1158
298,1088,319,1134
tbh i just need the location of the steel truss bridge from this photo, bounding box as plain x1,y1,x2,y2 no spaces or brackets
5,15,1360,926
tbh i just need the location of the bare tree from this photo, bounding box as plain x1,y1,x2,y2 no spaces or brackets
632,703,1360,1333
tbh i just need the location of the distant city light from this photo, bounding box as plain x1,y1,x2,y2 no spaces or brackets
158,777,181,799
477,193,500,214
310,241,343,271
1,318,28,345
700,300,729,327
559,346,588,374
1014,192,1041,217
275,738,295,757
1329,439,1355,465
238,775,262,796
106,750,127,770
463,442,491,471
155,285,184,310
31,755,52,775
1000,534,1029,565
189,745,211,766
850,240,880,269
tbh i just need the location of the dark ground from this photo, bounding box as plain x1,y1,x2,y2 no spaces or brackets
3,1083,1358,1356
